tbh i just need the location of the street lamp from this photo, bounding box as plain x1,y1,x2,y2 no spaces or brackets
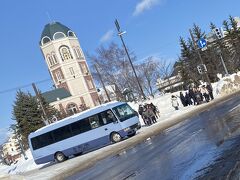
115,19,145,99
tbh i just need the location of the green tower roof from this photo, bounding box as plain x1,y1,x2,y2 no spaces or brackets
40,22,76,45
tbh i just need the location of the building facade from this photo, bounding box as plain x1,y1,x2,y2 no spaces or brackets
40,22,99,118
156,73,184,93
2,135,21,164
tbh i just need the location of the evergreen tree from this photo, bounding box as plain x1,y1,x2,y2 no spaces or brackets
210,22,216,30
192,23,206,39
12,91,44,148
223,20,231,34
38,91,62,122
178,37,198,85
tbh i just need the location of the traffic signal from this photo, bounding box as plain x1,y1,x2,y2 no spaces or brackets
197,64,207,74
213,28,223,39
197,65,203,74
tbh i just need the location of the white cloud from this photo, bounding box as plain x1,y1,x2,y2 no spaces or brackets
133,0,160,16
100,30,114,43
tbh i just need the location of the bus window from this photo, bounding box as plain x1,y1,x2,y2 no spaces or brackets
52,125,72,143
113,103,136,122
31,132,54,150
100,110,117,125
89,115,100,129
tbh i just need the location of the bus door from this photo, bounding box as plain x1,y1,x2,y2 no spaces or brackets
99,110,122,134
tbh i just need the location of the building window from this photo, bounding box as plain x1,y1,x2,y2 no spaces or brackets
77,48,83,58
67,103,78,115
41,36,51,45
73,47,83,59
53,32,66,40
73,48,79,59
52,52,58,64
81,63,88,74
87,79,94,89
68,31,76,37
59,46,72,61
56,71,63,81
47,55,54,66
69,67,75,75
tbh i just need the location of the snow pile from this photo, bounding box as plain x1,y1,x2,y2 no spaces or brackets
214,72,240,95
0,150,46,176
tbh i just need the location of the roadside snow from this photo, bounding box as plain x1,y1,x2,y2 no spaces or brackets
0,72,239,176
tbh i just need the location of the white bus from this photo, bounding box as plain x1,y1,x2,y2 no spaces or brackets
28,101,141,164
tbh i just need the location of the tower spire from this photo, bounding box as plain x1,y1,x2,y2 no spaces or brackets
46,12,54,23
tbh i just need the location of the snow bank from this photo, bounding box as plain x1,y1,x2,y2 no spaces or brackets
0,150,46,176
214,72,240,96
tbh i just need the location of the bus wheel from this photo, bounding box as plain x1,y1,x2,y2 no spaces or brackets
55,151,67,163
111,132,122,143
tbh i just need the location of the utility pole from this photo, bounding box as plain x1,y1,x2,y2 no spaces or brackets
219,53,229,76
32,83,48,125
94,64,111,102
213,28,229,76
189,29,212,86
115,19,145,99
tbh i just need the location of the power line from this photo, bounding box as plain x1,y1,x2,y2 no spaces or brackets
0,78,52,95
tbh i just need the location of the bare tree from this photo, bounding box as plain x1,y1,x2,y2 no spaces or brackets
157,59,174,79
137,57,161,97
88,42,139,99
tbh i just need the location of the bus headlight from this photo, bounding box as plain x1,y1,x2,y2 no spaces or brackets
124,127,130,132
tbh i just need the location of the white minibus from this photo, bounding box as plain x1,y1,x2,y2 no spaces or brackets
28,101,141,164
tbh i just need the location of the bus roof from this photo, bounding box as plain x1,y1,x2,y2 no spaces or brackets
29,101,126,138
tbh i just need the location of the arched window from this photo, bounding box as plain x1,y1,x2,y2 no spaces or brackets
51,52,58,64
66,103,78,115
53,32,66,40
41,36,51,45
68,31,76,37
77,48,83,58
47,55,54,66
59,46,72,61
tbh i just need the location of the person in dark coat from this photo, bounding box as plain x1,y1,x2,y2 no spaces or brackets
185,92,192,106
189,87,197,105
138,104,144,119
146,104,157,123
142,105,153,126
149,102,159,119
206,83,214,100
179,92,187,107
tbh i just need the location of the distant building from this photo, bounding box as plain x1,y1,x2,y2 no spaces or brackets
97,85,118,103
39,22,100,119
2,135,21,164
156,73,184,93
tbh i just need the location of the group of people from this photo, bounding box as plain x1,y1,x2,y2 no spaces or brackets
177,83,214,108
138,103,160,126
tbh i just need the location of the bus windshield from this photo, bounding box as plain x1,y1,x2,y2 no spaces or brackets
113,103,137,122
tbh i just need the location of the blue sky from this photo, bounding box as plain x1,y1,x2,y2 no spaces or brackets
0,0,240,143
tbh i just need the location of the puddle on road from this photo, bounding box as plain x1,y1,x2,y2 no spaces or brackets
204,106,240,147
194,105,240,179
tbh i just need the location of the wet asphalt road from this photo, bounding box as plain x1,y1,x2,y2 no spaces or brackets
67,95,240,180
